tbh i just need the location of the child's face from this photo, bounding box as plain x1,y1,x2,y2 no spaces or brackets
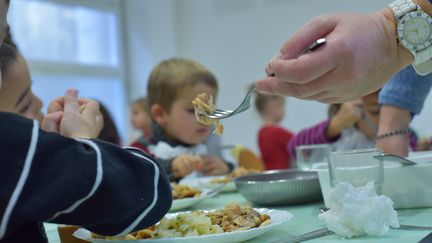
0,55,44,123
161,83,215,145
131,104,151,132
264,97,285,123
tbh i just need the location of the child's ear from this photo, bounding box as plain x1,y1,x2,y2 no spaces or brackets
150,104,167,126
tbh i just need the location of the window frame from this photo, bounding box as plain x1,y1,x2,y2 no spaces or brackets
12,0,127,81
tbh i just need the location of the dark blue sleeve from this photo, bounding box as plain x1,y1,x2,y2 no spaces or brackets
0,112,172,239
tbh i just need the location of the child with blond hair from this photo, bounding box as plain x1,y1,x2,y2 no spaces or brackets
132,58,233,180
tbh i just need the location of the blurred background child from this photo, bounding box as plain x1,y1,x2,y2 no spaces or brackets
254,89,294,170
132,58,233,181
288,91,418,161
130,97,152,148
131,97,152,137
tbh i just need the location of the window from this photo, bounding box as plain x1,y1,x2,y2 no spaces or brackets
8,0,127,142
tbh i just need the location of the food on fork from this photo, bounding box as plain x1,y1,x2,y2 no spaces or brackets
172,184,201,199
192,93,224,135
90,204,270,240
210,167,260,184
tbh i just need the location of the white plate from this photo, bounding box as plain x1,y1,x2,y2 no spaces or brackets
180,176,236,192
73,208,293,243
170,189,214,212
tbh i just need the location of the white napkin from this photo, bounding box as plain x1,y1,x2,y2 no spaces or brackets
318,181,399,238
148,141,208,160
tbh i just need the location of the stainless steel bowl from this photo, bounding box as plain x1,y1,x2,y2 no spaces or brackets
234,169,322,206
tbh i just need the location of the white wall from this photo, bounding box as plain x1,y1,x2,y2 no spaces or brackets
124,0,432,150
122,0,177,142
123,0,177,101
173,0,391,151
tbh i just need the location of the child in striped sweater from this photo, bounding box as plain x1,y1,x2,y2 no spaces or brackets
287,91,418,161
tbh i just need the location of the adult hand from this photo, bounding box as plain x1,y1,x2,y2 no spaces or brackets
172,154,203,179
256,8,413,103
198,156,229,176
41,89,103,138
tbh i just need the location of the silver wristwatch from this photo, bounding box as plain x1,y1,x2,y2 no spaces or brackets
389,0,432,75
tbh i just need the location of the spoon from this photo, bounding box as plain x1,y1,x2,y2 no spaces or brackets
373,153,416,166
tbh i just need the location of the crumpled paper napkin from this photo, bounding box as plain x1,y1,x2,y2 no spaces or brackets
318,181,399,238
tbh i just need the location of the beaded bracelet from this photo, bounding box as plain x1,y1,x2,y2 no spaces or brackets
376,128,410,140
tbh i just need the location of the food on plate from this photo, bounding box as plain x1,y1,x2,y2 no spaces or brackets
192,93,224,135
152,211,224,238
207,203,270,231
172,184,201,199
89,204,270,240
210,167,260,184
92,226,156,240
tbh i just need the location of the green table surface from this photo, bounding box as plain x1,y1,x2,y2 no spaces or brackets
44,192,432,243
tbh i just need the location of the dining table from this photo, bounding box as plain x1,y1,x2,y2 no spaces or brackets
44,190,432,243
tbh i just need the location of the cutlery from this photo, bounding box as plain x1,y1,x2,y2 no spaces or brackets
373,153,417,166
200,38,326,120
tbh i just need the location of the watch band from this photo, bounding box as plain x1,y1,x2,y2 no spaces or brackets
389,0,418,19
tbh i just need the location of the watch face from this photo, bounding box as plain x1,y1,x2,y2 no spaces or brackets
398,11,432,51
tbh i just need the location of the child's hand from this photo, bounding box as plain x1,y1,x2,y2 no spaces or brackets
334,101,363,128
41,89,103,138
326,100,363,139
198,156,229,176
172,154,203,179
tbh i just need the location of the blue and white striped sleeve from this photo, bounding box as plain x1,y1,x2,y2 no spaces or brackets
379,65,432,115
0,112,172,239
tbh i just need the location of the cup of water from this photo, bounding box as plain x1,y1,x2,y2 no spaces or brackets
328,148,384,194
296,144,331,171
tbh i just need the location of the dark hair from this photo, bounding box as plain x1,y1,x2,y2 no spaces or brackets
98,102,121,145
0,43,18,79
328,104,342,117
4,26,18,50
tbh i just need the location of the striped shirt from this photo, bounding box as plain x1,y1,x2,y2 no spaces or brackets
287,119,418,161
0,112,172,242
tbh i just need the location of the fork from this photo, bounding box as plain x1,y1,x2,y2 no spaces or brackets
202,38,327,120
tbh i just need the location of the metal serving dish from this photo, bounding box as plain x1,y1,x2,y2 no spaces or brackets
234,169,322,206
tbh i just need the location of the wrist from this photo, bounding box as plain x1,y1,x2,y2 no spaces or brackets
376,7,414,67
326,116,345,139
378,105,411,133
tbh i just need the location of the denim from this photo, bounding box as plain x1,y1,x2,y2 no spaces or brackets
379,65,432,115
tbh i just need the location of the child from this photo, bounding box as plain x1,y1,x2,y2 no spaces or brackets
0,40,172,241
0,43,44,122
287,91,418,159
255,90,294,170
130,97,152,147
131,97,152,137
132,58,233,180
